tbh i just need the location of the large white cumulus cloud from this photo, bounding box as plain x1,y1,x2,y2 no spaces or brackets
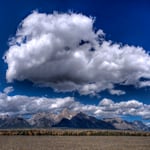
4,11,150,95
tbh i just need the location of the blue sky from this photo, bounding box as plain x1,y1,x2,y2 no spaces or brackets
0,0,150,123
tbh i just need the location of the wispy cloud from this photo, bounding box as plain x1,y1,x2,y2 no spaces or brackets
3,86,14,94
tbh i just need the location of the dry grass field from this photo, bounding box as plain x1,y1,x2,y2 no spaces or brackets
0,136,149,150
0,129,150,136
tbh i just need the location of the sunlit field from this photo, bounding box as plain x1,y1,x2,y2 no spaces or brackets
0,136,149,150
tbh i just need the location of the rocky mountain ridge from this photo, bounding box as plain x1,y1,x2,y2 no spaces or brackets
0,110,149,131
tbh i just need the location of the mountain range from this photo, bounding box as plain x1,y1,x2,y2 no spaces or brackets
0,109,149,131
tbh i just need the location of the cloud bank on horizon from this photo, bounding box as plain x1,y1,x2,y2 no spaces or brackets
0,88,149,120
4,11,150,96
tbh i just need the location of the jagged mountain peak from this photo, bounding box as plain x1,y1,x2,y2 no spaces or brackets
75,112,89,118
0,111,149,131
0,116,31,129
56,108,77,121
54,112,115,129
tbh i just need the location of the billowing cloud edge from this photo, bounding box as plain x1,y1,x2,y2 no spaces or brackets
4,11,150,95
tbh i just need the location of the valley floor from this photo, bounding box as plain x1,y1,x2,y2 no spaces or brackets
0,136,149,150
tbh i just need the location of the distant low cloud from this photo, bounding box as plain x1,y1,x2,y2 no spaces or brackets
4,11,150,95
0,91,149,120
109,89,126,96
3,86,14,94
0,92,75,115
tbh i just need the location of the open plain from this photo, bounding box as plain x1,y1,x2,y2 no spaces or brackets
0,136,149,150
